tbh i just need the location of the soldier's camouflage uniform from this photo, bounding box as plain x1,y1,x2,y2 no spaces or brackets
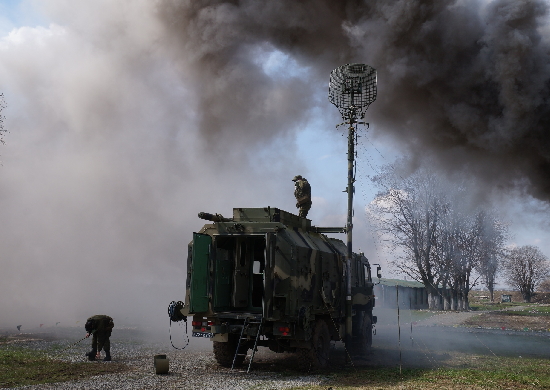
85,315,114,361
293,175,312,218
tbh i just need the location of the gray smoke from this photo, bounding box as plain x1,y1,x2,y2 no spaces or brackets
1,0,549,332
0,1,304,330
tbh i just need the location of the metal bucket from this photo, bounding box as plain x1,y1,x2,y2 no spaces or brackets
154,354,169,374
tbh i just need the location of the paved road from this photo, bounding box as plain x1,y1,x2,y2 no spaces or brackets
359,309,550,368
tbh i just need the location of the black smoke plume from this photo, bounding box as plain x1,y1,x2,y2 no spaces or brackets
158,0,550,201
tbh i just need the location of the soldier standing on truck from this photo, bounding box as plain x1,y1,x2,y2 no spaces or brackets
84,315,114,361
292,175,311,218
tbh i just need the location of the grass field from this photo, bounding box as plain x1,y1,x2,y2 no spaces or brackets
465,294,550,332
2,291,550,389
288,355,550,389
469,301,525,311
503,306,550,316
0,346,127,388
2,342,549,389
291,293,550,389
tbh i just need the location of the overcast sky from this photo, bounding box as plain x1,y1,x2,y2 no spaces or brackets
1,0,549,331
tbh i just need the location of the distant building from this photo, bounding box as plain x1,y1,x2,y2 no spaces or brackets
374,278,429,309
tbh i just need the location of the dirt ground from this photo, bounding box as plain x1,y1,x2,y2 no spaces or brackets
463,310,550,331
467,290,550,331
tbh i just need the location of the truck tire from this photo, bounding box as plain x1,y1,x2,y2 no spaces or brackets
297,320,331,370
352,312,372,356
213,335,247,367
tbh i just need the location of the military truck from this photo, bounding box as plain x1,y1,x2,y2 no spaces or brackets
169,207,378,369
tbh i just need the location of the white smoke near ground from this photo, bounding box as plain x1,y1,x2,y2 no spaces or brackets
1,0,550,333
0,1,306,331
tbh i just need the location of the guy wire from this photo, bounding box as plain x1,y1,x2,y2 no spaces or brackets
474,332,497,357
323,299,356,370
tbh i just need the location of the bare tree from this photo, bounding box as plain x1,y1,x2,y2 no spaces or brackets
538,278,550,292
453,210,507,310
431,200,454,310
369,163,445,310
448,210,477,311
370,161,509,311
476,211,507,302
503,245,550,302
436,206,484,311
432,199,469,311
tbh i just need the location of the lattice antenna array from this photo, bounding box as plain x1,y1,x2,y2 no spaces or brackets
328,63,377,122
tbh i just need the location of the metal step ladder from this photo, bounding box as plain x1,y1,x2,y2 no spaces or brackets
231,316,263,373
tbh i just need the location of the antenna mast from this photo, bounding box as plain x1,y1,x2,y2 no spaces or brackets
328,63,377,358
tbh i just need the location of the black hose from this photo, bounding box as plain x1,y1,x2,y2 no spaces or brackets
168,301,189,350
54,335,88,356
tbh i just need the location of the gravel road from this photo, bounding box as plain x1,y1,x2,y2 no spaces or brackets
6,309,550,389
412,310,482,327
5,327,329,390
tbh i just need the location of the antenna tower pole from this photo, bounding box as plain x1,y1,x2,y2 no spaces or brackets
345,115,355,360
328,64,377,362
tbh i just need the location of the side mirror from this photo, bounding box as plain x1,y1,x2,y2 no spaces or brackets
376,265,382,279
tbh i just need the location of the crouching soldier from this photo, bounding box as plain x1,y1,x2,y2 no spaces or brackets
85,315,114,361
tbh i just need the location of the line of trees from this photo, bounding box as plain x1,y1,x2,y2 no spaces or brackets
368,162,508,310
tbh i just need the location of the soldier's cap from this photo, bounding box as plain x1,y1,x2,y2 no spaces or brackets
292,175,303,181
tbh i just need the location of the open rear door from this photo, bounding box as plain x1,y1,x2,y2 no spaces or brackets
190,233,211,313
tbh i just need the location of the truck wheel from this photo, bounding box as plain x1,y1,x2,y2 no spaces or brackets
352,313,372,356
297,320,331,370
213,335,247,367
